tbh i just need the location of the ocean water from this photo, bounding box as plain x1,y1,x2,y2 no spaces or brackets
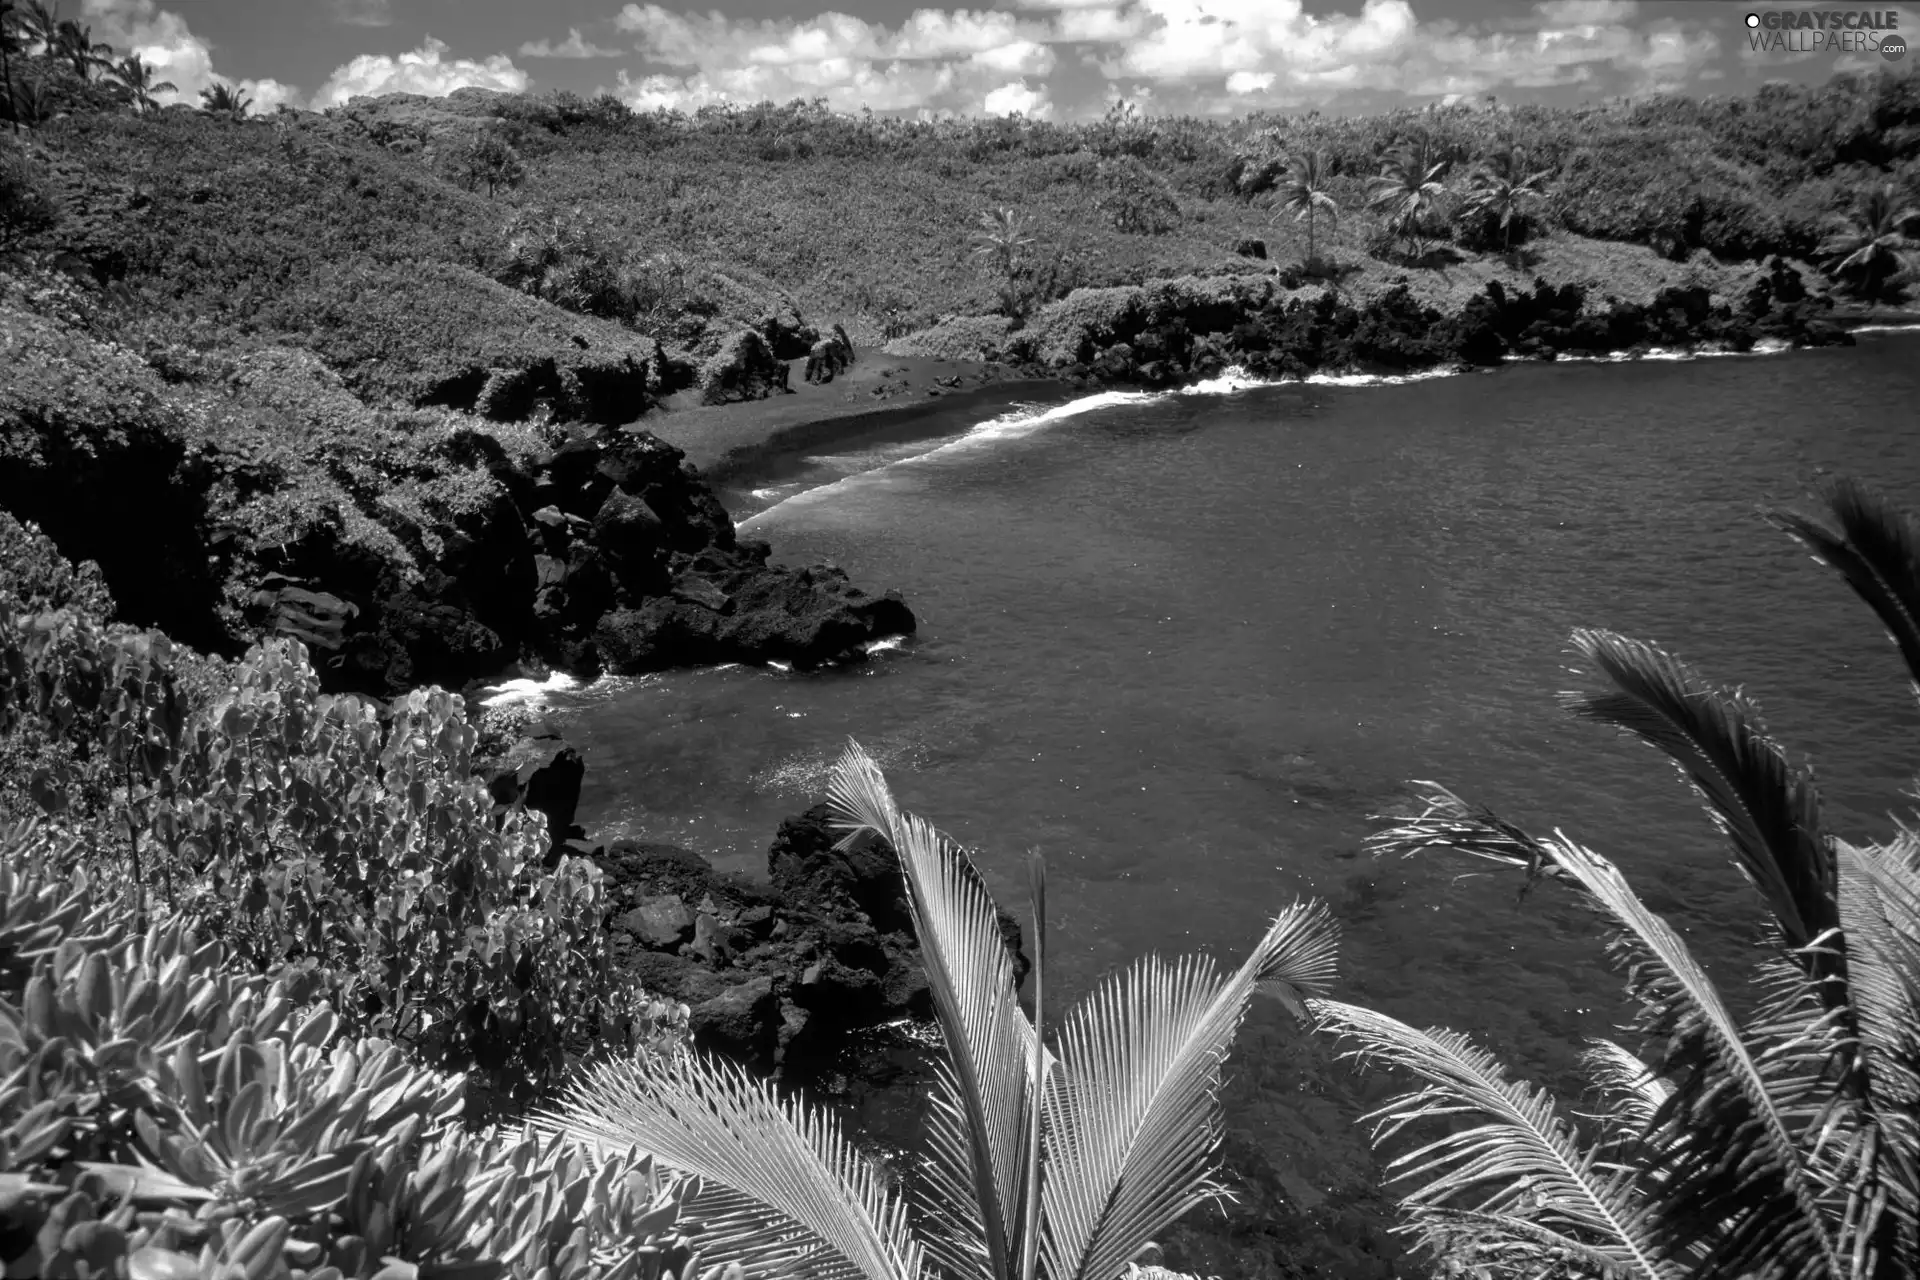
516,333,1920,1259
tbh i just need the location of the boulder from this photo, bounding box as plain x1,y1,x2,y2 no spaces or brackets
593,561,916,673
1233,237,1268,260
619,894,697,950
699,329,791,405
691,976,781,1068
803,324,857,385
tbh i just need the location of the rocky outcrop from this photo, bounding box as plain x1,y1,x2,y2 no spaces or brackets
803,324,856,384
2,299,911,697
591,814,1030,1076
526,429,915,675
1000,261,1851,388
699,328,792,405
1232,237,1268,260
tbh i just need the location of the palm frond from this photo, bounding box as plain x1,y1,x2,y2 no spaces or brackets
1824,838,1920,1269
1546,832,1846,1279
1563,628,1838,961
1770,479,1920,704
535,1049,925,1280
1040,901,1338,1280
1579,1040,1673,1144
1310,999,1676,1280
1367,780,1570,899
827,740,1034,1280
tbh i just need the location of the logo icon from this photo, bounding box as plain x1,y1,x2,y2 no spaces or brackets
1885,34,1909,60
1746,12,1761,26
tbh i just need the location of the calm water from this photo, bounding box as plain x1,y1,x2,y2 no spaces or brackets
530,335,1920,1236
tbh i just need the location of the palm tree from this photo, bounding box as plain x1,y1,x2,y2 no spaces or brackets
1460,145,1552,253
53,17,110,81
1819,183,1919,302
198,79,249,118
14,0,56,57
107,51,173,113
1366,138,1451,257
537,742,1341,1280
1313,477,1920,1280
970,206,1034,280
1270,150,1338,269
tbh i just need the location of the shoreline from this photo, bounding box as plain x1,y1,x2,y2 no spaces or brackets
629,314,1920,500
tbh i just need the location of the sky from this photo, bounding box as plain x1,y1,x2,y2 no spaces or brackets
64,0,1911,120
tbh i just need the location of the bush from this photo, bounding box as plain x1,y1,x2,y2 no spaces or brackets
0,840,706,1280
0,562,624,1108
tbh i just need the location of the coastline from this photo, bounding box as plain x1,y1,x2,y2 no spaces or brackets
627,310,1920,502
637,353,1068,482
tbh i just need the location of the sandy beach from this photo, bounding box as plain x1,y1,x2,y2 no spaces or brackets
634,352,1071,484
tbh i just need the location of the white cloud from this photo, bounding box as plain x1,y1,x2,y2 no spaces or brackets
236,79,301,113
1224,70,1274,94
983,79,1053,117
518,27,623,59
311,36,529,109
77,0,257,107
328,0,393,28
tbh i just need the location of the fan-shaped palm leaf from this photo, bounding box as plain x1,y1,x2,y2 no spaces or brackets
827,741,1036,1280
1312,998,1676,1280
1041,899,1336,1280
542,1048,927,1280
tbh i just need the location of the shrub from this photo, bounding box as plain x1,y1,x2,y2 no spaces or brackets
0,839,707,1280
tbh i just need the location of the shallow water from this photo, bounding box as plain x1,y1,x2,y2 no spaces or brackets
517,334,1920,1260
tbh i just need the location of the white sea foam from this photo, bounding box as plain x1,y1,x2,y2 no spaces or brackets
1302,367,1464,387
479,670,584,708
863,634,909,654
1848,323,1920,334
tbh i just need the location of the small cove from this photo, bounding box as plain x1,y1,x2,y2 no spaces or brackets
514,331,1920,1268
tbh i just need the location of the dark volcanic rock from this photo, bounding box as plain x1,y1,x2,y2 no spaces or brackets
594,808,1027,1076
699,328,792,405
517,428,913,674
804,324,857,385
691,976,781,1063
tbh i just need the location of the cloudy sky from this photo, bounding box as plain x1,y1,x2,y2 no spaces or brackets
76,0,1905,120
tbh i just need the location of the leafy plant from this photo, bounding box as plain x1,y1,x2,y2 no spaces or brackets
970,206,1034,281
539,741,1340,1280
0,835,708,1280
1314,477,1920,1280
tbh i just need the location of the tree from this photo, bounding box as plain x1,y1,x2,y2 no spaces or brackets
198,79,250,117
1366,138,1451,257
970,205,1033,280
1314,477,1920,1280
538,741,1341,1280
1460,144,1552,252
461,128,524,197
1818,183,1918,302
14,0,56,57
106,51,173,113
52,17,110,81
1269,150,1339,268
